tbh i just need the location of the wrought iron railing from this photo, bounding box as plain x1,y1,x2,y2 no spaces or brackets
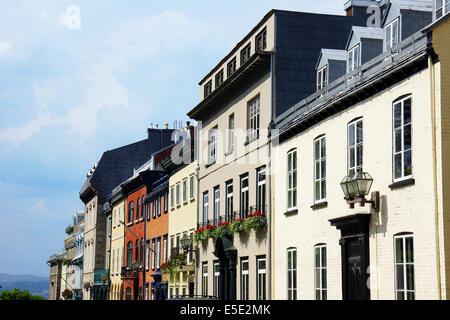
197,205,267,228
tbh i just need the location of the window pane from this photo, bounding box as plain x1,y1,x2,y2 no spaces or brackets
321,180,326,199
348,124,355,146
321,247,327,267
357,121,363,143
396,265,404,290
315,141,320,160
322,269,327,288
404,99,411,124
315,162,320,179
315,181,320,201
394,154,402,179
321,159,326,178
350,147,355,168
404,124,411,150
356,145,363,167
397,291,404,300
321,139,326,157
404,150,412,176
406,265,414,290
395,129,402,153
394,103,402,128
315,248,320,267
407,291,415,300
315,269,320,288
405,237,414,263
396,238,404,263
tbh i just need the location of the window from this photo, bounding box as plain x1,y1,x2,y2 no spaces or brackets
436,0,450,18
112,249,115,276
394,234,415,300
188,230,194,263
241,258,249,300
113,209,116,227
214,186,220,224
213,261,220,298
215,69,224,88
145,240,150,271
117,247,120,274
128,201,134,223
127,241,133,266
164,192,168,213
257,167,266,212
176,183,181,206
314,136,326,203
183,178,187,203
125,287,132,300
141,196,144,218
152,199,156,219
227,57,236,77
145,284,149,301
240,174,249,218
157,237,161,269
256,257,266,300
203,192,209,225
136,198,140,220
228,114,234,153
151,239,156,270
393,96,412,181
287,149,297,210
208,126,218,164
385,18,399,52
204,80,212,98
140,239,144,264
255,28,267,51
202,263,208,296
315,244,327,300
135,240,139,263
170,186,175,209
348,118,363,175
157,196,161,216
317,65,328,91
248,96,260,141
287,248,297,300
240,43,251,66
163,235,168,263
347,44,360,73
226,181,233,221
189,175,195,199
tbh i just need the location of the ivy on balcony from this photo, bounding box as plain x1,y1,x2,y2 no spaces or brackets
160,253,187,276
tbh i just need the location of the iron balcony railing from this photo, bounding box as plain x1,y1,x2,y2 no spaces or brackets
197,205,267,228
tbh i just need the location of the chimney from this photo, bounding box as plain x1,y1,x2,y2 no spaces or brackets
164,122,169,129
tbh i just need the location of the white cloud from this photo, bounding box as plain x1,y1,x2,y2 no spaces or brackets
0,41,12,59
60,5,81,30
0,112,63,147
65,71,129,140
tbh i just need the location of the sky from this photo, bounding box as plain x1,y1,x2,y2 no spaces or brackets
0,0,345,277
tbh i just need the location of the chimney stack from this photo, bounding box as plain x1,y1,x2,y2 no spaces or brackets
164,122,169,129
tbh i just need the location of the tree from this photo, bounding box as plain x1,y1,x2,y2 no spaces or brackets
0,288,46,300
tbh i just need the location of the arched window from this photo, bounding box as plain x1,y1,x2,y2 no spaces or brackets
127,241,133,266
125,287,132,300
141,196,145,218
128,201,134,223
136,198,141,220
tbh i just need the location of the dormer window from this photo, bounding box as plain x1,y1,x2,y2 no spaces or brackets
215,69,224,88
436,0,450,19
227,57,236,77
347,44,360,73
317,66,328,91
385,18,399,51
240,44,251,66
255,28,267,51
204,80,212,98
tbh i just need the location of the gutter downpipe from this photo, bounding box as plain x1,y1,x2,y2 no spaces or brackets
268,52,274,301
429,49,443,299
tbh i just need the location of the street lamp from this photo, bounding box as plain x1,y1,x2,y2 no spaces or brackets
180,234,193,252
340,172,379,211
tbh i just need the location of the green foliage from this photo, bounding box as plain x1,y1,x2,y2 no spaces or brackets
65,225,74,235
213,222,231,239
62,289,73,300
160,253,187,276
0,288,46,300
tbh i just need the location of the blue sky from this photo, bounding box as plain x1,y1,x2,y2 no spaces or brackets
0,0,344,277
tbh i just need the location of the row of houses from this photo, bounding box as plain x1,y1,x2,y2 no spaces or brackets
48,0,450,300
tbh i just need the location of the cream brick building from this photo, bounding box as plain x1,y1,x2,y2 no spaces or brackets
271,1,450,300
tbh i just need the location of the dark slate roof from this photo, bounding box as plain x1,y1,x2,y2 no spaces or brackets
79,129,174,205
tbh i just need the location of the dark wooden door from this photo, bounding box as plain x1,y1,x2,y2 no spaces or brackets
345,238,368,300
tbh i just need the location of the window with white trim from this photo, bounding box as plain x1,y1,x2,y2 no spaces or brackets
436,0,450,18
228,113,234,153
156,237,161,270
213,261,220,298
151,239,156,270
189,174,195,200
287,248,297,300
248,96,260,141
256,257,266,300
240,174,249,217
214,186,220,224
287,149,297,210
202,262,208,296
395,233,415,300
208,127,218,164
176,182,180,206
163,235,167,263
393,96,412,181
385,18,399,52
170,186,174,209
203,192,209,225
240,43,251,66
315,244,327,300
183,178,187,203
314,136,326,203
347,44,360,73
256,167,266,212
255,28,267,51
317,65,328,91
145,240,150,271
226,181,233,221
241,258,249,300
204,80,212,98
348,118,363,175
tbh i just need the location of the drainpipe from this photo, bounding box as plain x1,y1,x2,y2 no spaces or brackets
267,52,274,301
429,53,442,300
195,145,200,297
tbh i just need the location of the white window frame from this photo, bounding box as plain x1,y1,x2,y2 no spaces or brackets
314,136,326,203
317,65,328,91
248,96,260,141
256,167,266,212
385,18,400,52
214,186,220,224
170,186,175,209
314,244,327,300
156,237,161,270
203,192,209,225
394,234,415,300
189,174,195,200
213,261,220,298
393,95,412,182
226,181,233,221
256,257,266,300
202,263,208,296
347,44,360,73
183,178,187,203
208,127,218,164
151,239,156,270
176,182,181,206
348,118,363,175
228,113,234,153
163,235,167,263
287,248,297,300
241,258,249,300
145,241,150,271
287,149,297,210
436,0,450,18
240,174,249,217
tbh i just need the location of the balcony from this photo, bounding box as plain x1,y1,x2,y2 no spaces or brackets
197,205,267,228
